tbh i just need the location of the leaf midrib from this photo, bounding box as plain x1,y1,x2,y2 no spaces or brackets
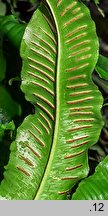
34,1,60,199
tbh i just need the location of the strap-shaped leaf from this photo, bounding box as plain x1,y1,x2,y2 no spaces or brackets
0,0,103,200
72,156,108,200
34,0,103,199
0,6,56,200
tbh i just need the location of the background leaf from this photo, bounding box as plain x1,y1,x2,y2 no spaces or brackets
0,33,6,82
95,54,108,80
0,1,6,16
72,156,108,200
0,15,26,49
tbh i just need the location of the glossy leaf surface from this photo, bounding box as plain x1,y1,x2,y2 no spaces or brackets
0,0,103,200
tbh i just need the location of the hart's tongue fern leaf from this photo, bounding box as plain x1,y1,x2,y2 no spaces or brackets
0,0,103,200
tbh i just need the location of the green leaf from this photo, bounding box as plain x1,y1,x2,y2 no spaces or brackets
0,30,21,140
29,0,40,4
0,85,21,121
0,84,21,141
0,0,103,200
95,54,108,81
94,0,100,4
0,121,15,141
0,15,26,49
0,1,6,16
0,33,6,82
72,156,108,200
